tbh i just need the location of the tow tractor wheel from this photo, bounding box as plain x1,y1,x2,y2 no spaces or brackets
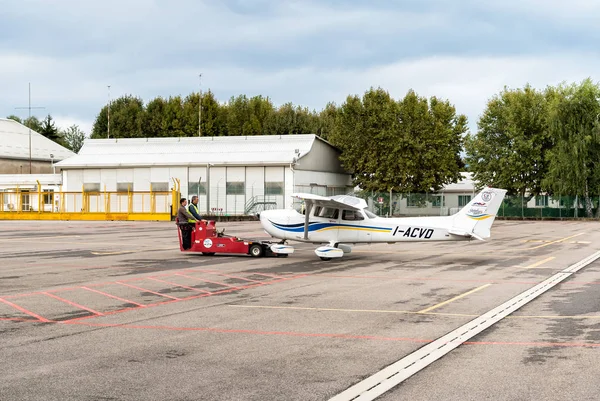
249,244,264,257
202,252,215,256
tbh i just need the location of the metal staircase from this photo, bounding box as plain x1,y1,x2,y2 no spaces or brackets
245,196,278,215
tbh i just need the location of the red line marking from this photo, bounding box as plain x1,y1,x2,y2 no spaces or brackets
60,306,146,323
116,282,180,300
43,292,104,316
0,297,51,322
59,275,306,323
174,273,241,289
313,274,543,286
147,278,212,294
61,320,433,342
250,272,287,280
54,321,600,349
191,269,265,284
81,287,146,307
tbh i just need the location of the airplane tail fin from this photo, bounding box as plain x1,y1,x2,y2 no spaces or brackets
449,187,507,240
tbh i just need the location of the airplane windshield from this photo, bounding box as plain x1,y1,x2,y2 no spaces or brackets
363,209,378,219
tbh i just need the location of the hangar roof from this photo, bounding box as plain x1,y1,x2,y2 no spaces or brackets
56,134,337,168
0,118,75,161
442,172,475,192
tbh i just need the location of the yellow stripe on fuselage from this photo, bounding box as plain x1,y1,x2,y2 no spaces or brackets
316,226,391,233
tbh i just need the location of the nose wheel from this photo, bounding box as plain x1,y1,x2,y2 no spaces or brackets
249,244,264,257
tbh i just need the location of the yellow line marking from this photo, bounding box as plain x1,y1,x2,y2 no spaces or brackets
230,304,420,315
526,233,585,249
519,256,556,269
417,284,492,313
522,239,591,245
0,235,81,242
229,305,600,319
90,250,136,255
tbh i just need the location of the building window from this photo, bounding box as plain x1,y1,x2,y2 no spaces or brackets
117,182,133,193
226,182,245,195
535,195,548,207
407,194,418,207
151,182,169,192
188,182,206,195
265,182,283,195
83,183,100,192
458,195,471,207
43,190,54,205
430,195,443,207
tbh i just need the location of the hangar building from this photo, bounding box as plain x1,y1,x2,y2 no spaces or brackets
54,134,353,215
0,118,74,174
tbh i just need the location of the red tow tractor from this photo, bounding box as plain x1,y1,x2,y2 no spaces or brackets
176,219,294,257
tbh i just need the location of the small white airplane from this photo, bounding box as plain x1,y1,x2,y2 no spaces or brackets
258,187,507,260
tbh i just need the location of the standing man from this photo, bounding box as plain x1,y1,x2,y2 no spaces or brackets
188,195,203,221
177,198,197,250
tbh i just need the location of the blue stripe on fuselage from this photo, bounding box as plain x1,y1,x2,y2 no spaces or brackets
269,220,392,233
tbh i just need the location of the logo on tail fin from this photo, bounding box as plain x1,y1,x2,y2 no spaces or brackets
481,191,493,202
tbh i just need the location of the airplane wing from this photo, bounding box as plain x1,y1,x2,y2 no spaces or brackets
291,193,367,211
291,193,368,240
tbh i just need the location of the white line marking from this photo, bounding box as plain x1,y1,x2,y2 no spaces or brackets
328,250,600,401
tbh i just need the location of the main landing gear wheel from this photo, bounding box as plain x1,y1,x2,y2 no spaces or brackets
249,244,264,257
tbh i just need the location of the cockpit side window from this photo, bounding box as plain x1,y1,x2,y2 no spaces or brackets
342,209,364,221
319,207,339,219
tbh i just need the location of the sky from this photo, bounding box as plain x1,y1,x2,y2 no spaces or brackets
1,0,600,136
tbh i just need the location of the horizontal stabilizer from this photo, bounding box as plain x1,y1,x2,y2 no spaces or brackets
449,228,485,241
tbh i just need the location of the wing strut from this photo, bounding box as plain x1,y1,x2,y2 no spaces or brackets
304,200,313,240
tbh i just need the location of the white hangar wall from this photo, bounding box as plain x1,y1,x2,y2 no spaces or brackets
60,165,351,215
57,134,354,216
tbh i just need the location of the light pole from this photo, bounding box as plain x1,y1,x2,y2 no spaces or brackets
107,85,111,139
198,74,202,137
50,153,55,174
15,83,45,174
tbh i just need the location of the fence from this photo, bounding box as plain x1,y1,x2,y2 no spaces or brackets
185,184,352,216
0,184,177,221
356,191,600,219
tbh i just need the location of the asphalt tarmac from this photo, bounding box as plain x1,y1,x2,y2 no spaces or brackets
1,219,599,400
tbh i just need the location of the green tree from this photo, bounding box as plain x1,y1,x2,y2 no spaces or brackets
543,78,600,217
247,95,274,135
329,87,466,193
91,95,144,138
6,115,22,124
61,124,86,153
226,95,252,136
143,96,167,137
162,96,186,137
200,90,229,136
464,84,552,197
19,116,43,133
315,102,339,140
39,114,63,144
267,103,317,136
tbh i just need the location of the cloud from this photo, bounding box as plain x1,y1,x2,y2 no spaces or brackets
1,0,599,135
